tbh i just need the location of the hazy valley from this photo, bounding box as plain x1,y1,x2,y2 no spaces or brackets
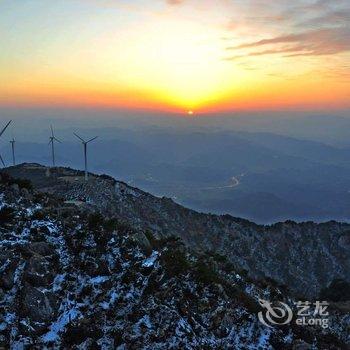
2,113,350,223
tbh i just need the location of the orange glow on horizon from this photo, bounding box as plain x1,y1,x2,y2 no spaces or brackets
1,1,349,114
2,75,349,114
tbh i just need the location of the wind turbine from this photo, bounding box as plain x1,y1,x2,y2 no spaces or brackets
49,125,61,167
73,133,98,181
9,137,15,166
0,120,12,167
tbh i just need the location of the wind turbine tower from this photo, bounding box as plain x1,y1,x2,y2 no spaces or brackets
0,120,12,168
49,125,61,167
73,133,98,181
10,137,15,166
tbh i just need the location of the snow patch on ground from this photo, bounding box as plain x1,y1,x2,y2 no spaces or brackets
42,308,81,343
142,251,159,267
0,193,5,209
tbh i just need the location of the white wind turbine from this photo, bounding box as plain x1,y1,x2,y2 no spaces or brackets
0,120,12,168
9,135,16,166
73,133,98,181
49,125,61,167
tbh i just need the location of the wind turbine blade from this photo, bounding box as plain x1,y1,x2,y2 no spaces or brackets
0,154,5,167
86,136,98,143
51,125,54,137
0,120,12,138
73,133,85,142
48,139,52,145
54,137,62,143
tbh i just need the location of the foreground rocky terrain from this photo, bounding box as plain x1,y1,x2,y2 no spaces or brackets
5,163,350,299
0,169,349,349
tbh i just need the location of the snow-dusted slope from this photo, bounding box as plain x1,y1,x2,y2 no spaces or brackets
0,169,349,349
4,163,350,299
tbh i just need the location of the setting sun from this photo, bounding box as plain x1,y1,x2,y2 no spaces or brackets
1,1,349,112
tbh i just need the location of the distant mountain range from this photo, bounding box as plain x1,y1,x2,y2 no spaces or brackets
2,127,350,223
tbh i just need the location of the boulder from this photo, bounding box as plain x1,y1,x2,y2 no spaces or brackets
23,255,56,287
19,283,58,324
28,242,56,257
0,252,19,290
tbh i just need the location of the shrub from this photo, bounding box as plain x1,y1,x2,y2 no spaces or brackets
33,192,46,203
88,212,104,230
193,259,219,284
208,252,227,263
103,218,119,233
31,210,45,220
236,290,261,314
156,235,182,249
94,230,112,249
0,172,11,184
320,279,350,302
115,221,133,234
0,172,32,190
0,206,15,224
144,229,157,247
161,248,190,277
11,178,32,190
99,174,116,184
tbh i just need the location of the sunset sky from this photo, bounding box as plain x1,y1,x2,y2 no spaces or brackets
1,0,350,113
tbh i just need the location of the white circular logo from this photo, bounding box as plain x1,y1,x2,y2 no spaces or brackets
258,299,293,328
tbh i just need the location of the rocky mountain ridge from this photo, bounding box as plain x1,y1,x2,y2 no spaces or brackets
0,169,349,349
4,163,350,299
